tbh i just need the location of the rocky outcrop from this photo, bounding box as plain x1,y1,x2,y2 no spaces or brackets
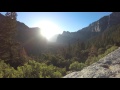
63,47,120,78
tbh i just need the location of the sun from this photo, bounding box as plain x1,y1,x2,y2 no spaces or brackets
38,20,62,41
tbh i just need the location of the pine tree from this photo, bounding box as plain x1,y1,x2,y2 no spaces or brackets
89,45,98,57
0,12,27,68
0,12,17,61
66,41,72,59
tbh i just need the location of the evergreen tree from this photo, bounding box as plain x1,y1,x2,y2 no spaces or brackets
89,45,98,57
0,12,27,68
0,12,17,60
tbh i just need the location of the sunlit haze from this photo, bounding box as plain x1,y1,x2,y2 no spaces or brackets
1,12,112,41
36,20,63,40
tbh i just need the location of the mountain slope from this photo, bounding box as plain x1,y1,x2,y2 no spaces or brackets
1,12,120,56
57,12,120,45
0,13,47,56
63,47,120,78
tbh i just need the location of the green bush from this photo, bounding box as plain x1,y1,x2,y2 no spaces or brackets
98,48,106,54
85,56,98,66
0,60,18,78
0,59,66,78
105,45,118,55
106,45,112,49
69,61,86,71
52,71,62,78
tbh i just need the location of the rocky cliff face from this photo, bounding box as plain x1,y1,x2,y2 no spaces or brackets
57,12,120,45
63,47,120,78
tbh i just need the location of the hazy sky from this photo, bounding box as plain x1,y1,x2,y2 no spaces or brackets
1,12,112,33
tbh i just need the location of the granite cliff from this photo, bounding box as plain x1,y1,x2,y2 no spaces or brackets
57,12,120,45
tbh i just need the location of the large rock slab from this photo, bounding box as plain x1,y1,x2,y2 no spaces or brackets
63,47,120,78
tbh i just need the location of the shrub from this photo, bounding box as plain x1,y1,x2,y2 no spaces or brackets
69,61,86,71
98,48,106,55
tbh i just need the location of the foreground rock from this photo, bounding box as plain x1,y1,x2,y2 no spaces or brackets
63,47,120,78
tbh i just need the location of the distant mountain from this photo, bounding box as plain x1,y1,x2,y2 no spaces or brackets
1,12,120,56
57,12,120,45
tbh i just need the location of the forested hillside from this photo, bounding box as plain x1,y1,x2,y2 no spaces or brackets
0,12,120,78
57,12,120,45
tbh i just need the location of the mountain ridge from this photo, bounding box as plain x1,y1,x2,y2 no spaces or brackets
1,12,119,45
57,12,120,45
1,12,120,56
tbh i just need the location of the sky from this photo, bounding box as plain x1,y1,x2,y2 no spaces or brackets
1,12,112,33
